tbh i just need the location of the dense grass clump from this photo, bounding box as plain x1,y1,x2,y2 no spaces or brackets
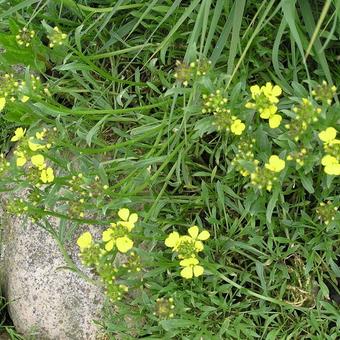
0,0,339,338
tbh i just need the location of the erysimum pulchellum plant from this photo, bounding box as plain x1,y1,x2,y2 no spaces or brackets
0,0,339,338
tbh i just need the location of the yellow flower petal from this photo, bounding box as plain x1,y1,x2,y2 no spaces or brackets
77,232,92,250
198,230,210,241
16,155,27,167
105,239,114,252
250,85,261,98
265,155,285,172
260,105,277,119
272,85,282,97
28,140,43,151
119,221,135,232
165,231,180,248
41,167,54,183
269,114,282,128
188,226,199,239
118,208,130,221
129,213,138,224
194,241,204,252
20,95,30,103
31,154,45,167
11,127,26,142
318,127,337,143
193,265,204,277
0,97,6,111
102,228,113,242
324,163,340,176
116,236,133,253
230,119,245,135
180,257,199,267
321,155,337,166
180,266,193,279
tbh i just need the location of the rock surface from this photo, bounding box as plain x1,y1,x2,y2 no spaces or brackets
0,201,104,339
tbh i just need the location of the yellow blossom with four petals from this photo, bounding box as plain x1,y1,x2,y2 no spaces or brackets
265,155,286,173
180,258,204,279
40,167,54,183
230,119,246,135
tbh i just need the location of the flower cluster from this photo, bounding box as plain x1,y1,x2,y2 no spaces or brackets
65,173,110,218
16,27,35,47
316,201,338,225
286,148,308,168
318,127,340,176
165,226,210,279
285,98,321,141
102,208,137,253
47,26,67,48
245,83,282,128
11,127,55,184
0,72,46,111
202,90,245,135
77,208,139,301
0,73,19,110
231,138,257,176
174,59,211,86
153,297,175,319
312,81,337,105
250,155,286,191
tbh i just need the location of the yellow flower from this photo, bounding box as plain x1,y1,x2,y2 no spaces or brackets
262,82,282,103
230,119,245,135
102,222,134,253
117,208,138,231
165,231,181,250
0,97,5,111
268,114,282,128
188,226,210,240
321,155,340,175
324,163,340,176
31,154,45,168
259,105,277,119
28,138,45,151
180,258,204,279
36,130,46,140
103,228,133,253
250,85,261,98
265,155,285,172
187,226,210,252
16,151,27,167
20,95,30,103
318,127,337,144
116,236,133,253
40,167,54,183
321,155,337,166
11,127,26,142
77,231,93,251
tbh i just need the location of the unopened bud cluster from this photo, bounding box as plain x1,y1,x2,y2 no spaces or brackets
174,59,211,86
202,90,245,135
231,138,257,176
312,81,337,105
285,98,321,142
316,201,338,225
16,27,35,47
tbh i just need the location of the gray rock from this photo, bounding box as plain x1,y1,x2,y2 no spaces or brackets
0,200,105,339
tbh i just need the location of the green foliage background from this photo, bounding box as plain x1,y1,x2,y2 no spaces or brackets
0,0,339,339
